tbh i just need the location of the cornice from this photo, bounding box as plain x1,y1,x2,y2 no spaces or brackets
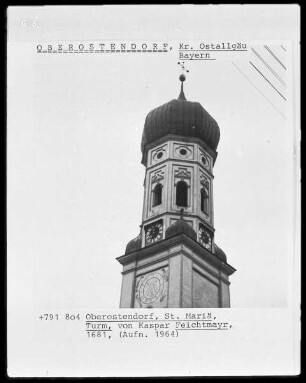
116,233,236,276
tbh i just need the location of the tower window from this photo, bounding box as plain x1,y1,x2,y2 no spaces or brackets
152,183,162,207
176,181,188,207
201,188,209,215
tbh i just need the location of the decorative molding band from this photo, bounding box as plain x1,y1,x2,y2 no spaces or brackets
146,157,215,178
117,233,236,276
142,134,218,167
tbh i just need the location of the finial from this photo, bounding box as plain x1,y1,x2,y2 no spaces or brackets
177,62,189,101
179,74,186,82
180,208,184,217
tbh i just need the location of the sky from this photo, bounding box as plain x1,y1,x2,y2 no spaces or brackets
7,5,299,314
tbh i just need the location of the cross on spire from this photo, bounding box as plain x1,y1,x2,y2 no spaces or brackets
177,61,189,101
178,61,189,76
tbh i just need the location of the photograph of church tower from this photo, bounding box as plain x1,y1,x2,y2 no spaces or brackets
117,73,236,308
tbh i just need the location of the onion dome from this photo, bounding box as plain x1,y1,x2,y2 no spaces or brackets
214,243,227,262
125,233,142,254
141,74,220,153
165,214,197,241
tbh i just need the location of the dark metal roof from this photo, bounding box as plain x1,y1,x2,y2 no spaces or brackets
214,243,227,262
141,98,220,153
165,217,197,241
125,232,141,254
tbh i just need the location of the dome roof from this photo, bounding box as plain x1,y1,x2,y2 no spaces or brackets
165,217,197,241
125,233,142,254
141,82,220,153
214,243,227,262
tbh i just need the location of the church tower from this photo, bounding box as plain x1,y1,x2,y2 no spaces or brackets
117,74,236,308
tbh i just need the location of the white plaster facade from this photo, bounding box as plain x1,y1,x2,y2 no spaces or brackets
141,139,215,250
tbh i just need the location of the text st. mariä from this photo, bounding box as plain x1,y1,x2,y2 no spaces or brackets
85,312,214,321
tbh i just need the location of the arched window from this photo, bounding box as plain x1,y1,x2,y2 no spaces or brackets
176,181,188,207
152,183,162,207
201,188,209,214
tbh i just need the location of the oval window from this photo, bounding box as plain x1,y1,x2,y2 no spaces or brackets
179,148,187,156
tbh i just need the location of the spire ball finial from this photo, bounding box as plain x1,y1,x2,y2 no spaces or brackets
177,62,188,101
179,74,186,82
